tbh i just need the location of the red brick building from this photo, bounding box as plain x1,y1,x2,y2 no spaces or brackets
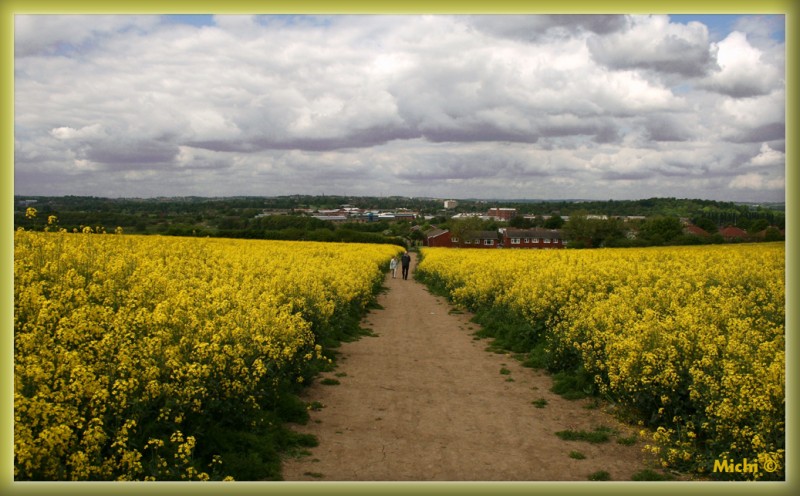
424,228,454,247
501,228,565,249
719,226,748,242
426,228,569,249
487,208,517,221
424,229,500,248
683,225,710,237
459,230,500,248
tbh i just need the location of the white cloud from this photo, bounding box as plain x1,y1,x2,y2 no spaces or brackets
701,31,782,97
14,15,159,56
211,15,260,32
729,173,784,190
50,124,107,141
13,14,786,202
748,143,785,167
587,15,714,77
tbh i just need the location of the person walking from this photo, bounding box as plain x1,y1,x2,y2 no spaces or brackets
401,251,411,280
389,256,398,278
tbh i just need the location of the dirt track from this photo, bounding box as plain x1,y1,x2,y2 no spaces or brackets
281,254,655,481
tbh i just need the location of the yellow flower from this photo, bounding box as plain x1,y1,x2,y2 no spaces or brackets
14,231,402,480
416,243,784,480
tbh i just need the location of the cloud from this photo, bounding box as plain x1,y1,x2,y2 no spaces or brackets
50,124,107,141
700,31,783,97
82,139,180,167
729,173,784,190
587,15,715,77
732,15,785,47
13,14,786,202
467,14,626,42
748,143,785,167
14,15,159,56
715,89,785,142
643,114,692,142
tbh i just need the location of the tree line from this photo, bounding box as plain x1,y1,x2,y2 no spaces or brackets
14,195,784,249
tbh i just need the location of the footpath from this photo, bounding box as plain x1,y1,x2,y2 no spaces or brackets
281,254,653,481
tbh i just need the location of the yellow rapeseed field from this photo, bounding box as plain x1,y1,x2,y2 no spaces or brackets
417,243,785,480
14,230,402,480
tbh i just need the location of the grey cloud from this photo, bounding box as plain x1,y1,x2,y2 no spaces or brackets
14,15,159,57
732,15,785,48
387,144,559,184
644,115,692,142
592,125,621,144
420,125,538,144
769,141,785,154
467,15,626,42
189,125,422,153
600,169,654,181
534,118,621,143
726,122,784,143
701,79,775,99
81,139,179,168
588,29,715,77
653,161,712,178
662,158,709,175
395,157,520,182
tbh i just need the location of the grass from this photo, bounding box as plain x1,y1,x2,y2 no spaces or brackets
532,398,548,408
616,434,638,446
631,469,676,481
500,367,512,375
569,451,586,460
307,401,324,411
550,370,595,400
469,306,543,353
583,399,601,410
588,470,612,481
320,378,340,386
357,327,377,338
521,343,548,369
366,300,385,310
484,345,506,354
555,426,615,443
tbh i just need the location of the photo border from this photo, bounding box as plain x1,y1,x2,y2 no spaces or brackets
2,1,795,495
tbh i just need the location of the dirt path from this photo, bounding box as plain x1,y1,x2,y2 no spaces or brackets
281,254,655,481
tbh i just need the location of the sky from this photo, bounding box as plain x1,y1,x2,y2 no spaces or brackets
13,14,786,201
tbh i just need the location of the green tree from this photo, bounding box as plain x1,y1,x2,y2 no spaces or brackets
747,218,770,235
508,216,533,228
764,227,784,242
449,217,493,242
640,216,683,245
544,215,565,229
693,217,718,234
562,214,623,248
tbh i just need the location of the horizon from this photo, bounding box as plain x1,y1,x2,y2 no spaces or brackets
13,193,786,207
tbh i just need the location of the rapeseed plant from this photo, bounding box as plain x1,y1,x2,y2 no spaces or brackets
417,243,784,480
14,231,402,480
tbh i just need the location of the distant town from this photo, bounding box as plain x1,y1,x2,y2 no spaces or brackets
14,195,785,249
